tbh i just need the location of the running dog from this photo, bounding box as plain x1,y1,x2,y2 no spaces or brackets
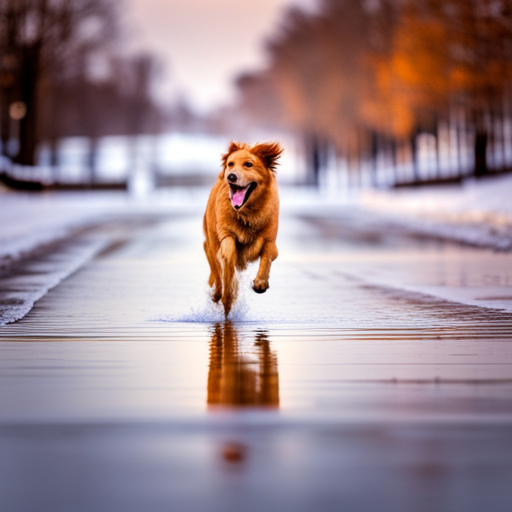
203,141,283,316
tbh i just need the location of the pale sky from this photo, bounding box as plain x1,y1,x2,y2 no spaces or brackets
125,0,316,113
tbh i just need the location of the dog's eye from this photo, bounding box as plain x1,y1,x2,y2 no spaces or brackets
227,162,234,167
244,162,253,168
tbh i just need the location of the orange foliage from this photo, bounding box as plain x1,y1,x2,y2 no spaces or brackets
237,0,512,155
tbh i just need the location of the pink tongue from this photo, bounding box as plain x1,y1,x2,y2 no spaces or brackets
232,187,247,207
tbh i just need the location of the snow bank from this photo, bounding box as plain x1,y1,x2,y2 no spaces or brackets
0,187,211,325
0,238,108,325
0,192,125,267
360,175,512,250
0,187,211,268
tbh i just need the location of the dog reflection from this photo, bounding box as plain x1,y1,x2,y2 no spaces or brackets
207,323,279,408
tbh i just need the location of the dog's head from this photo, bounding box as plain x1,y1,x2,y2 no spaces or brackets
220,141,283,211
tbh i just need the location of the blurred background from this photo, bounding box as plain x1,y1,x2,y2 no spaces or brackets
1,0,512,192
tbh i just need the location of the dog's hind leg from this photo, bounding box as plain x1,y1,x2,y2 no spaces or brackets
219,237,238,316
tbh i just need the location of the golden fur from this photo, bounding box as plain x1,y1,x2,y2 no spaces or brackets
203,141,283,316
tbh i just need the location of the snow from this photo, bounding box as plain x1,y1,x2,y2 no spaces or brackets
0,191,124,266
0,185,216,268
360,174,512,250
34,133,302,185
0,237,108,325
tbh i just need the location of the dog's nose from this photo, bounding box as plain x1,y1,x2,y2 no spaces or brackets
227,173,237,183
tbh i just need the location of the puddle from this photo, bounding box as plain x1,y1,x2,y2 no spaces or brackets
2,209,512,512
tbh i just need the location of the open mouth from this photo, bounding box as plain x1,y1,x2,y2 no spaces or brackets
229,182,257,210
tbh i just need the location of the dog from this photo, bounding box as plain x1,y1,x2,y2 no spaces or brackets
203,141,283,316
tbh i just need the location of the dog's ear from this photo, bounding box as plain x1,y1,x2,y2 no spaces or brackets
221,141,243,169
251,141,283,172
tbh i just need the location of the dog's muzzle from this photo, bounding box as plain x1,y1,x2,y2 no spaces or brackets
229,182,257,209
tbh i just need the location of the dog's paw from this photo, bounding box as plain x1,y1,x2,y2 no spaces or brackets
212,290,222,303
252,279,269,294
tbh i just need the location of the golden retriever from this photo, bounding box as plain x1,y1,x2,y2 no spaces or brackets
203,141,283,316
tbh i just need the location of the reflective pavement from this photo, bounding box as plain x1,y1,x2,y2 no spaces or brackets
1,207,512,512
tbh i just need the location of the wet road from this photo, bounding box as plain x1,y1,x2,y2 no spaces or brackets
1,198,512,512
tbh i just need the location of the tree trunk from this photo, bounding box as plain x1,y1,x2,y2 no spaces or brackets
48,137,59,182
501,111,507,171
1,102,11,158
410,130,419,182
434,130,440,178
87,137,99,184
390,138,397,185
14,44,40,166
455,117,462,178
474,129,488,177
304,134,321,186
369,131,378,186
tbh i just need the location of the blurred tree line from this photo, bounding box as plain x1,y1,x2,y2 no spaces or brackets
0,0,163,173
237,0,512,186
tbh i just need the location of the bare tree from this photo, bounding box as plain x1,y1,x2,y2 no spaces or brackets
0,0,118,166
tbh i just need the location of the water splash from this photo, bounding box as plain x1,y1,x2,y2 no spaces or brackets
153,275,252,324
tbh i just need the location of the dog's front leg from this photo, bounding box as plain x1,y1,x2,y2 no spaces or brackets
219,237,238,316
253,241,278,294
204,240,222,302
